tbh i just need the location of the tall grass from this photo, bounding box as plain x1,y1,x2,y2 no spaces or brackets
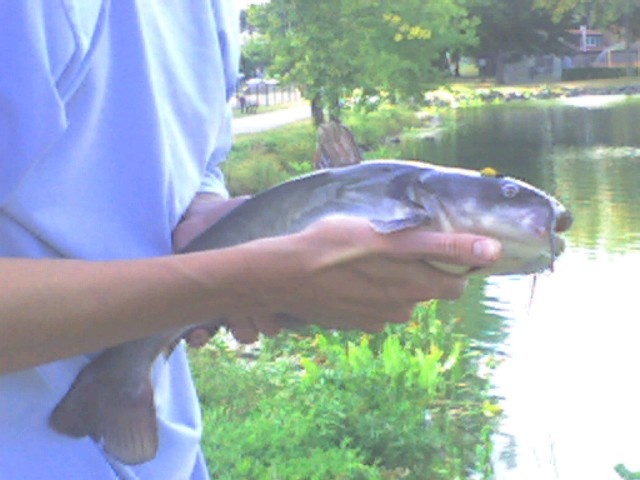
224,121,316,196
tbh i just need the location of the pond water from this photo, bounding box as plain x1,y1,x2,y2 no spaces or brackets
402,96,640,480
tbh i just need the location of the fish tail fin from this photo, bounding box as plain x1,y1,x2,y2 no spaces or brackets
313,121,363,170
49,355,158,465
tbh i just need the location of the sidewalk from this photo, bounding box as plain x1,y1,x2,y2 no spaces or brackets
232,104,311,135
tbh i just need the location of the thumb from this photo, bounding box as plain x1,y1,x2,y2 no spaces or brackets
384,231,501,267
423,233,501,266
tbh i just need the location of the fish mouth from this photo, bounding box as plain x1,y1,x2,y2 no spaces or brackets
554,209,573,234
549,209,573,271
468,206,572,276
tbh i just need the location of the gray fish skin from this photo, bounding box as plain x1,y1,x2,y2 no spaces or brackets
185,160,572,276
49,160,572,465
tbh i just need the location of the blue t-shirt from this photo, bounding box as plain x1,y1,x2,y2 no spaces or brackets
0,1,238,478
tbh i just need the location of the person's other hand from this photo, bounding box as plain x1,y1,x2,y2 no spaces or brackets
172,193,249,251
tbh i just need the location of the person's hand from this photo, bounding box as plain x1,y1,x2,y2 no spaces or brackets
172,193,249,250
222,215,502,342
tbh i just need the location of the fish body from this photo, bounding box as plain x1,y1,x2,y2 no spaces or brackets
49,159,572,465
185,160,571,276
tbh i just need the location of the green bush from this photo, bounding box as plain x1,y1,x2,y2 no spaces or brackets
223,121,316,195
561,67,630,81
343,105,421,150
222,155,292,196
190,303,498,479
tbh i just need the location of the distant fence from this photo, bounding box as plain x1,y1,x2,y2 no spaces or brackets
572,49,640,69
593,49,640,68
238,83,302,109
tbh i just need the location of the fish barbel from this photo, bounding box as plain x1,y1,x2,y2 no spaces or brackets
49,127,572,465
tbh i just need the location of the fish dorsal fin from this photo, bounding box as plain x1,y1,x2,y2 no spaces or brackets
313,121,363,169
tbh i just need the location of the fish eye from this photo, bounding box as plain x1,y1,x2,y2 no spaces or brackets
501,182,520,198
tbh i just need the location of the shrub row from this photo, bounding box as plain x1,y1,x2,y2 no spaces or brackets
561,67,636,81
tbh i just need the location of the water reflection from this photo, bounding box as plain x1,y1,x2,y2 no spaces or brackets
552,148,640,253
405,97,640,479
492,252,640,479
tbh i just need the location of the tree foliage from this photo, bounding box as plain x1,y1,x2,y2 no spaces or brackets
248,0,477,122
468,0,575,59
535,0,640,36
241,0,639,113
239,36,273,78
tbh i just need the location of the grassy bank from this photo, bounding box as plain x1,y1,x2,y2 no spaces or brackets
223,120,316,195
223,105,420,196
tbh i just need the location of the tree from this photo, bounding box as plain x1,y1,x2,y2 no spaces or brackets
240,36,273,78
249,0,477,123
363,1,478,100
535,0,640,31
467,0,576,83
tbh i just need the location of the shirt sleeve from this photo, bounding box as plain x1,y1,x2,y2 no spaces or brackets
198,103,233,198
197,0,239,198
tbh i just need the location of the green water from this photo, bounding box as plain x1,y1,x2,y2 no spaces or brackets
404,96,640,480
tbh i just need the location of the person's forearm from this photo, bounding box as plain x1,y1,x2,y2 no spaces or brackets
0,217,500,375
0,250,254,374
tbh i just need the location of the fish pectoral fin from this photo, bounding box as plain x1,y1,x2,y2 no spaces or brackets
49,358,159,465
369,212,432,234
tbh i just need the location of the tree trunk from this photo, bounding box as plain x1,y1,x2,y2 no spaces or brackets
311,94,324,127
495,51,506,85
625,12,633,77
328,98,341,122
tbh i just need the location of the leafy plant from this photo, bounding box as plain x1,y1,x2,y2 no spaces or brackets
342,105,421,151
190,302,499,479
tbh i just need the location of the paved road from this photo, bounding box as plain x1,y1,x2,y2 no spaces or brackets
232,104,310,135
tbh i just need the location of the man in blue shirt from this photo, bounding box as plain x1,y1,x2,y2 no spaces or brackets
0,1,500,478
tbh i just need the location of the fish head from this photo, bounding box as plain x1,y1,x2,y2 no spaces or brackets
407,164,573,275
